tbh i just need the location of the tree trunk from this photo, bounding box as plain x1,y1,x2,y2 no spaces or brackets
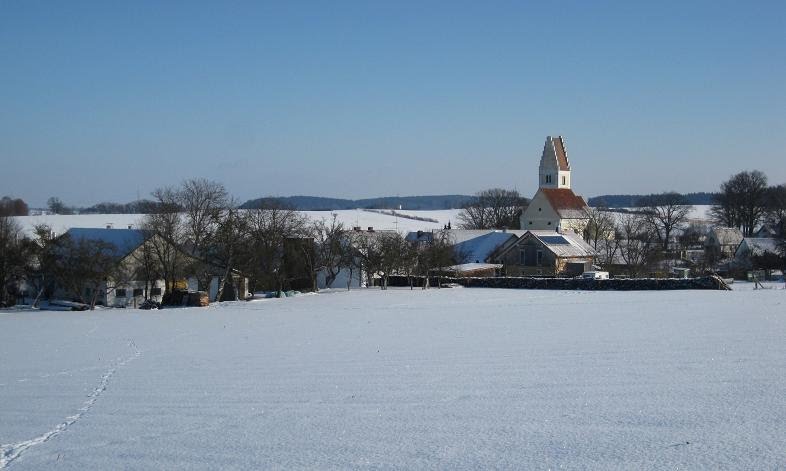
215,265,233,302
32,286,45,308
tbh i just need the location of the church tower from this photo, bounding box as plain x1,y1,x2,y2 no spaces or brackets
538,136,571,189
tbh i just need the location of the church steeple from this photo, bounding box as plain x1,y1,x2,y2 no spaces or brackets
538,135,571,189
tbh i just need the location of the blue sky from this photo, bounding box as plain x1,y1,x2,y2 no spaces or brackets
1,1,785,207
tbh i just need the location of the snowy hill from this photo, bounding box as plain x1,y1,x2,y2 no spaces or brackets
14,209,463,237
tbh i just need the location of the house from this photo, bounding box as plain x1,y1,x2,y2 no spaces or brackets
406,229,524,264
520,136,590,233
54,227,249,306
704,227,744,261
53,228,166,307
493,230,596,277
734,237,783,269
317,227,399,289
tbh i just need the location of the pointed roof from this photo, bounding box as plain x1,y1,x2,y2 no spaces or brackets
551,136,570,171
494,230,595,260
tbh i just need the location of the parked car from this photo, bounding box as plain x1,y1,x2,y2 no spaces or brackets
582,271,609,280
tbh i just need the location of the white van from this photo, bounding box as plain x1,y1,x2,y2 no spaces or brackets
582,271,609,280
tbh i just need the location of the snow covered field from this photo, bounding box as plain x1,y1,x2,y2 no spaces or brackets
15,209,462,237
2,287,785,469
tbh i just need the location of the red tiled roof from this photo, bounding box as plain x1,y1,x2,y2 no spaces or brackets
541,188,587,211
552,136,570,171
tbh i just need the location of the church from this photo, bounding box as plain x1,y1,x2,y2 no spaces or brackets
520,136,590,233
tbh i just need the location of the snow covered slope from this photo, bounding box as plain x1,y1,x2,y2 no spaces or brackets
14,209,462,237
2,287,785,469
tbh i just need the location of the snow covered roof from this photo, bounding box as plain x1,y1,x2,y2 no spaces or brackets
64,228,147,259
706,227,744,247
405,229,525,263
737,238,781,257
494,230,595,260
527,230,596,258
453,231,521,263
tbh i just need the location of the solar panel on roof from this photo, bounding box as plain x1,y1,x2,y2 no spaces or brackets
539,235,570,245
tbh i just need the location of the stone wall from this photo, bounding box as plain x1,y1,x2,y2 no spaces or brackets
386,275,731,291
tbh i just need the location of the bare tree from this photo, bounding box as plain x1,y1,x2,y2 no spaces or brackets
209,203,247,301
377,232,409,290
46,196,72,215
711,170,769,236
50,234,121,309
339,231,364,291
240,201,308,294
457,188,527,230
144,187,189,303
354,233,384,288
765,184,786,236
312,214,347,289
616,213,657,277
415,230,457,289
638,192,693,250
129,229,160,300
177,178,230,290
0,216,30,306
0,197,29,217
582,206,617,251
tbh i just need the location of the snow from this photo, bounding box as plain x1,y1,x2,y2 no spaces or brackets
2,287,786,469
14,210,463,238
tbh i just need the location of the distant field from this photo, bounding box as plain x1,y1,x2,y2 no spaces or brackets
14,209,463,237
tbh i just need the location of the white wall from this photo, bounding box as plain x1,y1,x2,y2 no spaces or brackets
520,190,561,231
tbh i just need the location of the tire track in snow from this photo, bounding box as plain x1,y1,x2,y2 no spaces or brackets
0,340,141,469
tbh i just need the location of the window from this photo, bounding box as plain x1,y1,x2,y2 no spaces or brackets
116,289,127,297
545,174,552,184
85,287,92,297
528,221,533,225
151,287,162,296
536,250,543,266
523,247,537,266
547,221,552,225
562,176,566,185
133,288,143,297
519,250,526,265
538,207,542,212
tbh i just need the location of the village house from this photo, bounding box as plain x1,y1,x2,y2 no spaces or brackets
51,228,165,307
734,237,782,269
52,227,249,307
704,227,744,261
316,227,399,289
493,230,596,277
520,136,590,233
405,228,524,276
